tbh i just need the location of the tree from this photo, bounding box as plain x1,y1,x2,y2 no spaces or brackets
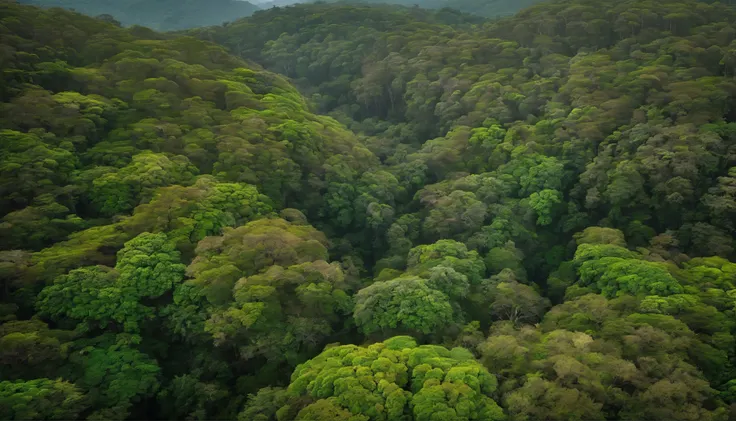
157,373,230,420
186,218,330,281
115,232,185,298
123,177,273,253
165,216,354,372
69,338,161,419
280,336,504,421
0,319,70,380
0,194,84,250
36,233,184,334
488,276,550,325
485,242,527,280
517,155,565,196
295,399,370,421
238,387,288,421
680,222,734,258
353,277,453,336
574,227,627,247
703,166,736,233
479,311,723,421
0,378,89,420
504,375,605,421
87,152,198,217
407,240,486,284
0,129,77,213
577,257,684,297
171,217,331,318
205,260,352,365
620,374,721,421
572,243,637,266
36,266,152,333
422,190,487,241
426,265,470,301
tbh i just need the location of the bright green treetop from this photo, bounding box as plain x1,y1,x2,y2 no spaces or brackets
245,336,504,421
0,378,89,421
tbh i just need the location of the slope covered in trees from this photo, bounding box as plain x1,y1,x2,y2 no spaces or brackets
3,0,736,419
17,0,261,30
195,0,736,265
316,0,544,18
250,0,544,19
0,2,378,418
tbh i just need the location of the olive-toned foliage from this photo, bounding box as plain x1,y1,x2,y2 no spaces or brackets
3,0,736,419
0,378,89,420
257,336,505,421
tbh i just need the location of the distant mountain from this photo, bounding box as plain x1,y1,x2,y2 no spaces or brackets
422,0,543,17
17,0,261,30
251,0,301,6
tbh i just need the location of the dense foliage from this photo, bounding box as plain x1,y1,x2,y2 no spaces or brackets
244,0,545,20
319,0,544,18
4,0,736,419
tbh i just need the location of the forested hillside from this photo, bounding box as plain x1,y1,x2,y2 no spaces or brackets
17,0,261,30
315,0,543,18
3,0,736,420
